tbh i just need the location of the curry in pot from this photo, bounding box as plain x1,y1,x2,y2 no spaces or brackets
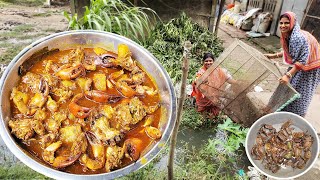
8,44,162,174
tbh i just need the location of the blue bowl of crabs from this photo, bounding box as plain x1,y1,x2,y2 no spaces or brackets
0,30,176,179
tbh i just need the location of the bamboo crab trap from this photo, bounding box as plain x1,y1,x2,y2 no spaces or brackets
196,39,300,126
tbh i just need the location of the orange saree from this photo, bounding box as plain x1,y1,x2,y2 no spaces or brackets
191,66,229,116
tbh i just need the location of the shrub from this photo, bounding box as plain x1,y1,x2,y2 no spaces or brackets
64,0,158,45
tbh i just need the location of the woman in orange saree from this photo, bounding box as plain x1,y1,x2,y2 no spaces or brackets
191,53,235,117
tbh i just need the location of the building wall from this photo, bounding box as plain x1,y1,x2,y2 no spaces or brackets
134,0,309,37
136,0,214,28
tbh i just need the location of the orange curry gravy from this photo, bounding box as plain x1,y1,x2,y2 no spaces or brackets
10,46,162,174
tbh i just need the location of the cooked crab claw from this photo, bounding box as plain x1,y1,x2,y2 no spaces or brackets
85,90,122,103
53,153,82,169
28,78,50,115
83,53,97,71
80,131,105,170
56,64,86,80
95,53,118,68
69,93,91,118
43,141,82,169
123,138,143,161
93,47,118,68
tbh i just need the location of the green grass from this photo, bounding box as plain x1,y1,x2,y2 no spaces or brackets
0,23,48,43
0,163,50,179
43,28,59,32
1,0,45,6
0,1,8,7
14,24,34,32
0,24,35,40
32,12,52,17
0,43,25,63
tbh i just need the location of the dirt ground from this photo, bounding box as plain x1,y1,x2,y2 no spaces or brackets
0,2,69,68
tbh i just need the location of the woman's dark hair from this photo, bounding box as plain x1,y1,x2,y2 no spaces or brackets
202,53,215,62
280,14,289,20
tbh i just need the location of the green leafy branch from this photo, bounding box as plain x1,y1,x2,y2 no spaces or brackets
147,12,224,84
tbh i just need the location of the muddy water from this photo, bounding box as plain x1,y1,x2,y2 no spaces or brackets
177,127,217,148
154,127,252,174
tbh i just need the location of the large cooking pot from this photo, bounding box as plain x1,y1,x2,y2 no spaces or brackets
0,30,176,179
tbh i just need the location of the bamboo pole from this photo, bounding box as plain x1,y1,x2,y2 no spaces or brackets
167,41,192,180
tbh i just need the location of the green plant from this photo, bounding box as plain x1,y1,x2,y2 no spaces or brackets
64,0,158,45
181,106,220,130
174,142,240,179
218,118,248,151
208,118,249,155
181,106,204,129
147,12,224,84
0,163,50,179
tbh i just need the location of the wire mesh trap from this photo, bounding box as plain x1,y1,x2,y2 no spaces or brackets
195,39,300,126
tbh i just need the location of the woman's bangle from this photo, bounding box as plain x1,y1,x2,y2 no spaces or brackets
285,72,292,79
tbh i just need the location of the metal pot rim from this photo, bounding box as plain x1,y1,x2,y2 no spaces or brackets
0,30,177,179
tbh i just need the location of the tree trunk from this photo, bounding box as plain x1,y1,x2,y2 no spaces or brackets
134,0,138,6
209,0,218,32
70,0,90,18
214,0,226,35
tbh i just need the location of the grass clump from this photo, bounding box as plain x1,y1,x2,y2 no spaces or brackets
1,0,44,6
0,163,50,179
64,0,158,46
0,24,36,41
14,24,34,32
181,106,220,130
0,43,25,63
32,12,52,17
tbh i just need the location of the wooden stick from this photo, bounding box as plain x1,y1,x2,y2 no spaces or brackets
167,41,192,180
